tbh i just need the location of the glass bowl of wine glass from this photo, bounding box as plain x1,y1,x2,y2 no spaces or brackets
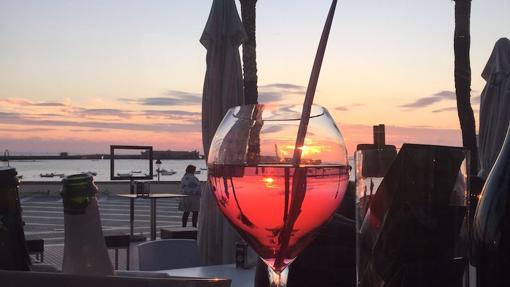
207,104,349,287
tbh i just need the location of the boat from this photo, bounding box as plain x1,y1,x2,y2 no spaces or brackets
160,169,176,176
131,170,142,174
40,173,65,178
194,170,201,174
116,172,133,177
200,167,208,171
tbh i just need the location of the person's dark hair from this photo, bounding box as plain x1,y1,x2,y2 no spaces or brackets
185,165,196,174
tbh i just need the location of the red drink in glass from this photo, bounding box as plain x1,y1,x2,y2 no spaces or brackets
209,164,349,272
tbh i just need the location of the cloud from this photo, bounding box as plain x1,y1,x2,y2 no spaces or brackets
33,102,66,107
258,92,284,102
119,90,202,106
0,113,200,133
0,98,66,107
0,127,55,132
0,98,203,133
334,106,349,111
143,110,201,120
0,112,19,117
257,83,306,104
261,125,286,134
37,113,64,117
0,99,33,106
118,84,306,107
400,90,456,109
432,107,457,113
472,94,481,105
434,91,456,100
259,83,306,93
70,128,104,132
79,108,132,118
401,97,443,108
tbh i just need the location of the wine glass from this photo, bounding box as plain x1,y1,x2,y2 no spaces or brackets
207,104,349,287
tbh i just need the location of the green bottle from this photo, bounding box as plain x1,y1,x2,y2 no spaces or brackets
61,173,113,275
0,167,30,270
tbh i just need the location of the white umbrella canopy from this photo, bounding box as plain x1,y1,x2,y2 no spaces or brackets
198,0,247,265
478,37,510,179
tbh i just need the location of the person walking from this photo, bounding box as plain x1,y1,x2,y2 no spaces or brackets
178,165,201,228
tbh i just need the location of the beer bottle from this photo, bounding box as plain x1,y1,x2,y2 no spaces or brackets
0,167,31,270
61,173,113,275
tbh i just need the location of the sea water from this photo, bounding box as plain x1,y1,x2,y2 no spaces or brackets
6,158,355,182
5,159,207,182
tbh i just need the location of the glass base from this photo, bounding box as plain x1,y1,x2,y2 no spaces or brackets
268,266,289,287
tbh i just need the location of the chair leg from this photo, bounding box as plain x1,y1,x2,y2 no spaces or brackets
126,247,130,270
115,249,119,270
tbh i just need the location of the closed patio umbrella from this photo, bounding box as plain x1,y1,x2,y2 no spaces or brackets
198,0,247,265
478,38,510,179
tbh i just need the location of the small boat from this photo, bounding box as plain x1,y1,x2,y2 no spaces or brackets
40,173,65,178
160,169,176,176
200,167,208,171
131,170,142,174
194,170,201,174
116,172,132,177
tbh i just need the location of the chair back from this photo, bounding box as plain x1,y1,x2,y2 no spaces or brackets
138,239,201,271
0,270,230,287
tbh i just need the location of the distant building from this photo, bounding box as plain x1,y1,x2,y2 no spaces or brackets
142,150,200,160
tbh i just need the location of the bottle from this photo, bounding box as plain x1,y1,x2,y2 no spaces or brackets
0,167,31,270
473,125,510,286
61,173,113,275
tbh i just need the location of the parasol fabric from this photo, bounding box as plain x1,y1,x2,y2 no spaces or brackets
478,37,510,179
198,0,246,265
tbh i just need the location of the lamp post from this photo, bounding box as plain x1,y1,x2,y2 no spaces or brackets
155,159,162,181
3,149,10,167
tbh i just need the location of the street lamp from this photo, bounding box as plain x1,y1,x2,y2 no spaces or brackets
155,159,162,181
2,149,9,167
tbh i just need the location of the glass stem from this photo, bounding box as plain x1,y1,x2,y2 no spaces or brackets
268,266,289,287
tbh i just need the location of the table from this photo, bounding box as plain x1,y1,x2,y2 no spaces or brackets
116,193,188,240
160,264,255,287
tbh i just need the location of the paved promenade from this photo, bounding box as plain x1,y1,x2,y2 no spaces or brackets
20,193,190,270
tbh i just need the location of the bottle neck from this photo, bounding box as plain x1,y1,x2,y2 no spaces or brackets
61,174,97,214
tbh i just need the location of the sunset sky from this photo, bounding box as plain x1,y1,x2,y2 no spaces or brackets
1,0,509,155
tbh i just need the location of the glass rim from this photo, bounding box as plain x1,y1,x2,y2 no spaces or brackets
230,104,326,121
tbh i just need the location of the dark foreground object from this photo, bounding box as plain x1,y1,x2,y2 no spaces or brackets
473,124,510,286
0,167,31,270
360,144,468,287
0,270,231,287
